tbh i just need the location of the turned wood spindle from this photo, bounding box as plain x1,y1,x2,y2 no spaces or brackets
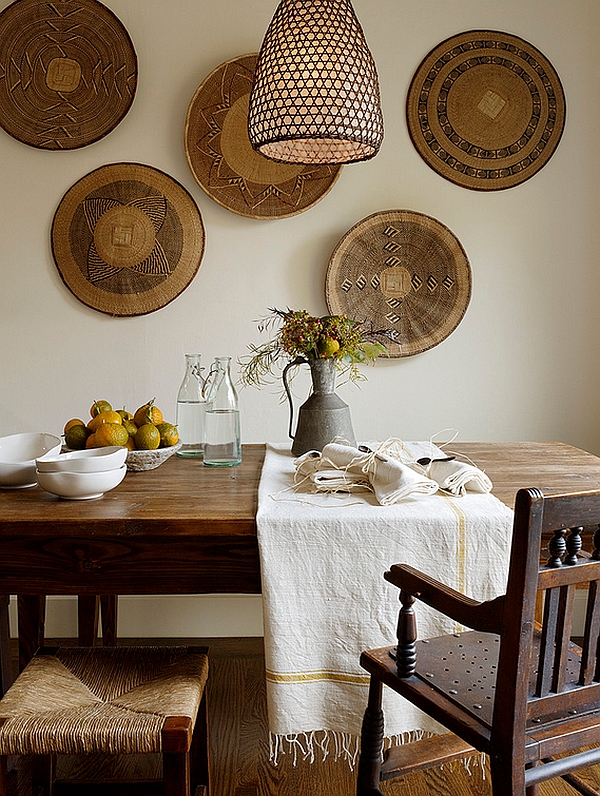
565,526,583,566
396,589,418,678
547,527,567,568
592,524,600,561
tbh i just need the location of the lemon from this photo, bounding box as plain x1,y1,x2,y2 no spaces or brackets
318,337,340,357
156,422,179,448
87,409,123,432
94,423,129,448
90,400,112,417
134,399,163,428
135,423,161,450
65,424,90,450
64,418,86,434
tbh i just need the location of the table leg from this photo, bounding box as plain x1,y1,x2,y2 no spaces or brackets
0,595,11,696
100,596,118,646
17,595,45,672
77,595,100,646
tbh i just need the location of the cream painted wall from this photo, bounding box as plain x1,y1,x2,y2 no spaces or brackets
1,0,599,637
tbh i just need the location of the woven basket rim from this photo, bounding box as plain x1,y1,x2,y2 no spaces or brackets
0,0,137,150
184,53,341,219
51,162,205,317
406,29,566,191
325,209,472,357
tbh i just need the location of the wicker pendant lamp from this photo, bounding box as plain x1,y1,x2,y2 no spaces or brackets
248,0,383,165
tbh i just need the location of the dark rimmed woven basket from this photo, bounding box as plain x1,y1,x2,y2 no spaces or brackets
0,0,137,150
185,53,341,219
406,30,566,191
51,163,205,317
326,210,472,357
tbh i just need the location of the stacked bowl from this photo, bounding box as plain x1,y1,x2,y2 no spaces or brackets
0,432,62,488
35,446,127,500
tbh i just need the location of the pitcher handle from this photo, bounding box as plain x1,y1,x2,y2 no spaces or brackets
282,356,308,441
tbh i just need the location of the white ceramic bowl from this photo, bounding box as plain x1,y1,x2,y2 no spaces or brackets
36,464,127,500
0,432,62,488
37,446,127,473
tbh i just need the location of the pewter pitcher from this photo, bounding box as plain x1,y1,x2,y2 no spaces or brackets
282,356,356,456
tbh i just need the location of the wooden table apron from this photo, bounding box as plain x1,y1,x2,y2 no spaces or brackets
1,441,600,691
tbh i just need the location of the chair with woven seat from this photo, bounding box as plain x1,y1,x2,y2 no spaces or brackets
357,487,600,796
0,644,210,796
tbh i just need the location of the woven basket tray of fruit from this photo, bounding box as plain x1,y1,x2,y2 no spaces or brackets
63,399,180,471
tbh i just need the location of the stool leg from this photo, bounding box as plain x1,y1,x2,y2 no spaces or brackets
0,755,7,796
163,751,190,796
190,691,210,795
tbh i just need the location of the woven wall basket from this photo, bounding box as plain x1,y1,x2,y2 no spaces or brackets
326,210,471,357
0,0,137,150
51,163,205,317
185,54,341,219
406,30,566,191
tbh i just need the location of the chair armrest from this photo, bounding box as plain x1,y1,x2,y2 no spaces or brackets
385,563,504,634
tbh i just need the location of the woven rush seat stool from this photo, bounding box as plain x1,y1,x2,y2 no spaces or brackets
0,645,209,796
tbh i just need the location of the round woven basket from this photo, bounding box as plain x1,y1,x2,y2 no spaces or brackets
51,163,205,316
185,54,341,219
0,0,137,150
406,30,566,191
326,210,471,357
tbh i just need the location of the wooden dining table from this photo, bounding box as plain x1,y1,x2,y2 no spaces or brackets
1,440,600,697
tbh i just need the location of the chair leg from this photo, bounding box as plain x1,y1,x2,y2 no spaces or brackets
163,751,191,796
356,676,385,796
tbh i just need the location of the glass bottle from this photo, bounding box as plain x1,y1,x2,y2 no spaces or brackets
176,353,205,458
203,357,241,467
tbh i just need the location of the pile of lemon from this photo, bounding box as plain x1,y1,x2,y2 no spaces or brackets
64,399,178,451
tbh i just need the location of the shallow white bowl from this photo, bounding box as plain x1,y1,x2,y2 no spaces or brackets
0,432,62,488
36,464,127,500
37,446,127,473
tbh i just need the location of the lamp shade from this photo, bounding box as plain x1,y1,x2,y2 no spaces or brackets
248,0,383,165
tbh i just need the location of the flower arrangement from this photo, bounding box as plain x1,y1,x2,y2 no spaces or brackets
239,308,394,387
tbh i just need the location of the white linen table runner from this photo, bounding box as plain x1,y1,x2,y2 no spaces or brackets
256,442,514,754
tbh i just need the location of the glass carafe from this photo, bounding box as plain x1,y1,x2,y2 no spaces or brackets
176,353,205,458
203,357,241,467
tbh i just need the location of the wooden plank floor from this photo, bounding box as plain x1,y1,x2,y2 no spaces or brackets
6,637,600,795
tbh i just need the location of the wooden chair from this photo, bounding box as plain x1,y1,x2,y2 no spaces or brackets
0,644,210,796
357,487,600,796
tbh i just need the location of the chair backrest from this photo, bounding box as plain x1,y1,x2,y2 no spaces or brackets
492,487,600,766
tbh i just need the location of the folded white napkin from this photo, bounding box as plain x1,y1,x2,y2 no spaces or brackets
293,450,322,477
370,454,439,505
320,442,370,474
310,468,370,492
320,443,438,505
427,458,492,496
